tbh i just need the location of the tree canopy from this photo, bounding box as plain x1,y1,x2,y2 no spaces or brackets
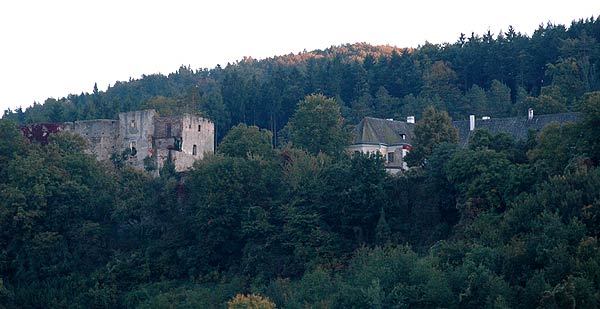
285,94,350,156
406,106,459,166
5,17,599,144
2,16,600,308
218,123,274,158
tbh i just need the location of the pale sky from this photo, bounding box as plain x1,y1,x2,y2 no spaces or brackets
0,0,597,113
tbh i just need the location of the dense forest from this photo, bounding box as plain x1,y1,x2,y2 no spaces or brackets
1,17,600,308
4,18,600,141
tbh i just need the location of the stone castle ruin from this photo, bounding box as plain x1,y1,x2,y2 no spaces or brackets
21,110,214,175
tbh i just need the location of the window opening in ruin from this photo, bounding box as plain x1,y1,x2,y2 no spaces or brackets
174,138,182,151
388,152,395,163
192,144,197,156
401,134,406,140
129,141,137,156
198,124,201,132
166,124,172,137
130,120,136,128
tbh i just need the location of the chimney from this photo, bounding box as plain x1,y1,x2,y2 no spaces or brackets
528,108,534,120
469,115,475,131
407,116,415,124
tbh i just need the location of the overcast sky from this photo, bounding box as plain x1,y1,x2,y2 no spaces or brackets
0,0,597,113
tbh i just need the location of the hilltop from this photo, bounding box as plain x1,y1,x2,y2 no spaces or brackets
4,17,599,143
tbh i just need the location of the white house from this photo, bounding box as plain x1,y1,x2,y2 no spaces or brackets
348,117,415,173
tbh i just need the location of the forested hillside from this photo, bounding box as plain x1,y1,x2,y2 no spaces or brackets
4,18,600,141
2,17,600,308
2,89,600,308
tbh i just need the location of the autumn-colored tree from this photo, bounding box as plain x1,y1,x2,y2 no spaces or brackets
228,293,276,309
421,61,462,110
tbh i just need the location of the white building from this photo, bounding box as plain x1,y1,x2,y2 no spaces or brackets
348,117,415,174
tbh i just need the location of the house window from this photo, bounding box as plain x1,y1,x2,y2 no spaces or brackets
192,144,197,156
388,152,395,163
198,124,201,132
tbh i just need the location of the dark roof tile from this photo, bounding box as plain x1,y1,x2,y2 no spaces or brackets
352,112,582,148
352,117,414,145
453,112,582,146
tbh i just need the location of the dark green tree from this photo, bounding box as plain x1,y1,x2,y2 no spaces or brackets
527,122,579,179
445,149,514,217
185,155,282,277
465,84,488,116
405,106,459,166
374,208,391,245
546,57,587,105
285,94,350,156
420,61,462,111
486,79,512,117
579,91,600,164
140,95,180,117
218,123,273,158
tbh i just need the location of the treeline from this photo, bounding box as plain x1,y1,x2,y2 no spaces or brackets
4,18,600,141
2,92,600,307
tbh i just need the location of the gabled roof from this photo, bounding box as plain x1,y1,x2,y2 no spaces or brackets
352,117,414,145
453,112,582,146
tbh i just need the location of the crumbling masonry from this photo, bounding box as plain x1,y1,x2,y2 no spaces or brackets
21,110,214,175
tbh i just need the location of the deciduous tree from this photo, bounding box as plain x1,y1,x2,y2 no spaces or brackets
405,106,459,166
219,123,273,158
285,94,350,156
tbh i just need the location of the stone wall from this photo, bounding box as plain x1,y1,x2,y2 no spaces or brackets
176,114,214,171
119,110,157,170
154,116,179,174
66,119,119,161
154,117,183,139
20,109,215,175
